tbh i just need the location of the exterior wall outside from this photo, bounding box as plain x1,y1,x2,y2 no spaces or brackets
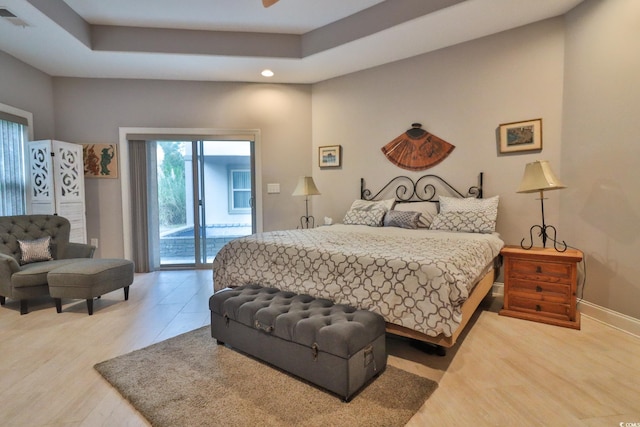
183,154,252,228
201,155,252,227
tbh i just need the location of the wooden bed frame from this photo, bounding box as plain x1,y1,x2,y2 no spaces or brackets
385,269,496,348
360,172,499,349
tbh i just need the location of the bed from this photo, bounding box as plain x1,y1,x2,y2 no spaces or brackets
213,173,504,349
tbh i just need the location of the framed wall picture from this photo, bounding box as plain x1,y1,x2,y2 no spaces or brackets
83,143,119,178
319,145,342,168
499,118,542,154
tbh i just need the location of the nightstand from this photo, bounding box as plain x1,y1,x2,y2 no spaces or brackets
499,245,583,329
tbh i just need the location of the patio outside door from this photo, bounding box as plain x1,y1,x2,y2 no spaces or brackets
157,140,255,268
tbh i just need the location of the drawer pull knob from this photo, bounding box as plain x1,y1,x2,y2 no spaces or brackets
535,266,542,273
536,304,541,311
536,286,542,292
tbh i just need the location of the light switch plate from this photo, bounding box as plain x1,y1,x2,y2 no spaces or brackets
267,183,280,194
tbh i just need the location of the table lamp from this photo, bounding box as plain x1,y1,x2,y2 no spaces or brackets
517,160,567,252
292,176,321,229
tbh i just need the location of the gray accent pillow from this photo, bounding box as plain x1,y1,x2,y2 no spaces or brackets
393,201,438,228
383,210,421,229
18,236,53,265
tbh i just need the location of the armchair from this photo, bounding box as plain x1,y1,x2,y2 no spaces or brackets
0,215,95,314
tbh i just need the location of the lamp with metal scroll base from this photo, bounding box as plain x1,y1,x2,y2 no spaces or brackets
292,176,321,229
517,160,567,252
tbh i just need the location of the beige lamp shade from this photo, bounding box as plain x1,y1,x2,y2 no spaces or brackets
292,176,321,196
517,160,566,194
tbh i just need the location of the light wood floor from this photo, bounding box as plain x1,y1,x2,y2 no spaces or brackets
1,270,639,426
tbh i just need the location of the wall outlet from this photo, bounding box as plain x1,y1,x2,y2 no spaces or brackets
90,238,99,248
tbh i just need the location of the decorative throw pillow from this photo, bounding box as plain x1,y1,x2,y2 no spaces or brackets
383,210,421,229
439,195,499,216
18,236,53,265
429,211,497,233
343,205,387,227
393,201,438,228
348,198,395,212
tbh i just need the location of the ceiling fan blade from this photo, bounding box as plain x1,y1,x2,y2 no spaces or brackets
262,0,279,7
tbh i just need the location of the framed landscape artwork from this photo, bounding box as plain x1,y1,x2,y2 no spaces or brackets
319,145,342,168
499,118,542,154
83,143,119,178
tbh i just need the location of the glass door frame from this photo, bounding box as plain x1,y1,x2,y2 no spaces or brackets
159,138,256,269
120,128,264,265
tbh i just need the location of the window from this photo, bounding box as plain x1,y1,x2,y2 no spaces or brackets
0,109,30,216
229,169,251,213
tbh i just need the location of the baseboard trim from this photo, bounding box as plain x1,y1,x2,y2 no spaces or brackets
492,282,504,296
492,282,640,339
577,300,640,339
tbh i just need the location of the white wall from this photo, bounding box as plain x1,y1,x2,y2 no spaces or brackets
562,0,640,319
52,78,312,258
312,18,566,248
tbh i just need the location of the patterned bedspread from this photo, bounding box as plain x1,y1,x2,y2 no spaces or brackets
213,224,504,338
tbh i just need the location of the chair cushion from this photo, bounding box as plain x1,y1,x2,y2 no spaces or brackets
11,259,86,288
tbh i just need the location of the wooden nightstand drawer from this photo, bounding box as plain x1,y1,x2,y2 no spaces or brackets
508,259,573,284
508,278,571,302
507,296,571,320
499,246,583,329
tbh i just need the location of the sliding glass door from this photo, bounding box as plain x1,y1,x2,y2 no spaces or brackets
157,139,255,268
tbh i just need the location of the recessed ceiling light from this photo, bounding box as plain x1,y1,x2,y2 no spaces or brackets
261,69,274,77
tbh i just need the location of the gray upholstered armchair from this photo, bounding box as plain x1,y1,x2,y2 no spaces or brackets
0,215,95,314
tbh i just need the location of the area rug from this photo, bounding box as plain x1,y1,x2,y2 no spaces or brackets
95,326,438,427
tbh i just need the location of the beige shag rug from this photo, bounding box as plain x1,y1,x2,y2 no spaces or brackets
95,326,438,427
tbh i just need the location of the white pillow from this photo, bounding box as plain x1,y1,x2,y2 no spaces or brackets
343,205,387,226
439,195,499,215
430,211,497,233
437,195,499,232
393,201,438,228
349,198,395,212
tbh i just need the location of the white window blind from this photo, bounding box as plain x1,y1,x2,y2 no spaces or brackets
0,117,27,215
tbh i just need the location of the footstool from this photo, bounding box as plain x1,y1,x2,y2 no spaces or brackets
48,259,134,315
210,284,387,401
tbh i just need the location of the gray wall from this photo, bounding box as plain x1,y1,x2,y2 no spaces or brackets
0,50,55,138
561,0,640,319
1,0,638,321
311,18,566,250
310,1,640,321
52,78,312,258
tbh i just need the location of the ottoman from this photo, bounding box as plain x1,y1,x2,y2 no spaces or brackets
210,284,387,401
48,259,134,315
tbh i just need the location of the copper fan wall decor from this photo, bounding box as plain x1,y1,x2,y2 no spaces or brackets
381,123,455,171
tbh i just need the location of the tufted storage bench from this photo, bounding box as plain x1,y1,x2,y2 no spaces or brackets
209,284,387,401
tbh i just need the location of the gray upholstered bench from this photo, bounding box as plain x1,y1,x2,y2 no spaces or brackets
209,284,387,401
48,259,134,315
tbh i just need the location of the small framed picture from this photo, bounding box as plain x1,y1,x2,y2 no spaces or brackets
83,143,119,178
498,118,542,154
319,145,342,168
